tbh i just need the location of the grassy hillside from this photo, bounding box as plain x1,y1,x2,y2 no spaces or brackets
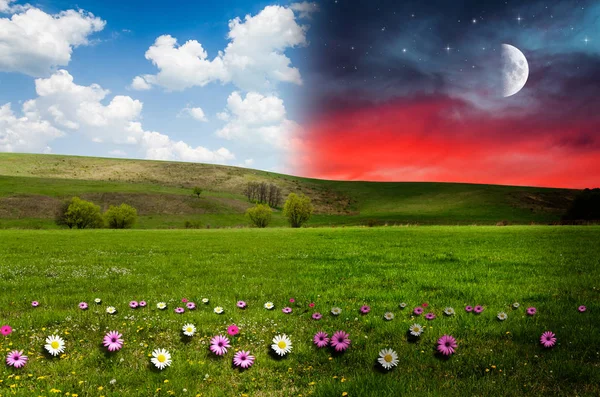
0,153,577,228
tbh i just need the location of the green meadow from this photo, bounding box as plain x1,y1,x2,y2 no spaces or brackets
1,226,598,396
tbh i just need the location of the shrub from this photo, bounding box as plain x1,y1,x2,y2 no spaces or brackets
246,204,272,228
184,220,202,229
283,193,314,228
192,186,203,198
563,188,600,221
104,203,138,229
56,197,103,229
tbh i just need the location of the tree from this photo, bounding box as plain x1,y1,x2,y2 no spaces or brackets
563,188,600,221
57,197,103,229
243,182,282,207
283,193,314,228
192,186,203,198
104,203,138,229
246,204,272,228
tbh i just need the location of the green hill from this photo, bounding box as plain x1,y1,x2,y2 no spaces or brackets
0,153,577,228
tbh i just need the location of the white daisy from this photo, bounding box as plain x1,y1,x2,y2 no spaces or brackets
157,302,167,310
331,307,342,316
271,334,292,356
497,312,508,321
106,306,117,314
202,298,209,304
45,335,65,356
151,348,172,370
182,323,196,336
214,306,224,314
399,302,407,308
264,302,274,310
409,323,423,336
94,298,102,304
513,302,520,308
444,307,455,316
378,348,399,370
383,312,394,321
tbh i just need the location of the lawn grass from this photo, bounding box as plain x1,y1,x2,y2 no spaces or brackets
0,226,598,396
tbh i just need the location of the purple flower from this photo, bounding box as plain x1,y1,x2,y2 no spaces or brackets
103,331,124,352
289,298,295,303
474,305,484,314
282,307,292,314
526,307,537,316
540,331,556,348
209,335,230,356
6,350,27,368
313,331,329,348
465,305,473,312
425,312,436,320
360,305,371,314
227,324,239,336
413,307,423,315
139,301,147,307
437,335,457,356
330,331,351,352
312,312,322,320
31,301,39,307
578,305,586,313
186,302,196,310
78,302,88,310
129,301,138,309
175,307,185,314
237,301,247,309
1,325,12,336
233,350,255,368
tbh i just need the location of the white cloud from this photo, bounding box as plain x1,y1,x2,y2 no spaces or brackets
132,4,309,92
129,76,152,91
0,102,64,152
139,129,234,163
216,91,299,149
0,0,28,13
244,158,254,166
0,6,105,76
179,106,208,122
289,2,319,19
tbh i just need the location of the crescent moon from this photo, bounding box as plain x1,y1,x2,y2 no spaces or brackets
501,44,529,97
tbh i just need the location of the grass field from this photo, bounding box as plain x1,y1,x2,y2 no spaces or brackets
1,226,598,396
0,153,578,229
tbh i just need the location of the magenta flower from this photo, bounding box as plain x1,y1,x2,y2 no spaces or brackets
360,305,371,314
209,335,231,356
139,301,147,307
289,298,295,303
578,305,586,313
437,335,457,356
31,301,39,307
313,331,329,348
312,312,322,320
330,331,351,352
1,325,12,336
186,302,196,310
282,307,292,314
465,305,473,312
174,307,185,314
425,312,436,320
233,350,255,369
227,324,239,336
527,307,537,316
129,301,138,309
474,305,484,314
413,307,423,315
309,302,315,308
540,331,557,348
421,302,429,307
181,298,188,303
79,302,88,310
103,331,124,352
6,350,27,368
236,301,247,309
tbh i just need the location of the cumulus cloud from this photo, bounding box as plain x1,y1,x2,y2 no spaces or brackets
0,103,63,152
132,4,309,92
0,6,105,76
129,76,152,91
179,106,208,122
216,91,299,149
289,2,319,19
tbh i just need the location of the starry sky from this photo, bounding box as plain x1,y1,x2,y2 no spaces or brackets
296,0,600,188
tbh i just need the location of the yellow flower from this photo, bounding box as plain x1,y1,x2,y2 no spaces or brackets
164,379,169,383
485,368,490,372
309,382,316,386
342,393,348,396
98,386,104,391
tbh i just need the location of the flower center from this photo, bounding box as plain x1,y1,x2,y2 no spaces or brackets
278,341,287,349
51,341,59,349
384,354,393,362
112,338,117,342
157,354,166,363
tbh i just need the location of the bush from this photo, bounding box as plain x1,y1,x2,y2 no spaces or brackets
563,188,600,221
104,203,138,229
283,193,314,228
184,220,202,229
56,197,103,229
192,186,203,198
246,204,272,228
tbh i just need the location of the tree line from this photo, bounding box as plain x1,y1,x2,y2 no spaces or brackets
243,182,282,208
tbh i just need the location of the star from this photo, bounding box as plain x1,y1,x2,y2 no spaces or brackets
583,36,590,44
472,18,477,24
402,48,407,53
381,27,386,32
445,45,452,52
516,14,523,23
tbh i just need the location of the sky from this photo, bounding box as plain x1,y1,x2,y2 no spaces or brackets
0,0,599,188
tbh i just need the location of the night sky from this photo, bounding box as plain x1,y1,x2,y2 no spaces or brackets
295,0,600,188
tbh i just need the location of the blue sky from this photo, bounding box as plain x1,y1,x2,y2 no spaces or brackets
0,0,314,172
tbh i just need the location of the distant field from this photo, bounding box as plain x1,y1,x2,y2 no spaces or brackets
0,153,577,228
0,226,598,396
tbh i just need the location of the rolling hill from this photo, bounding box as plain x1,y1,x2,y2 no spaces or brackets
0,153,577,228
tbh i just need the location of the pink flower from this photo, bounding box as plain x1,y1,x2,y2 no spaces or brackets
540,331,556,348
282,307,292,314
233,350,255,369
79,302,88,310
186,302,196,310
312,312,322,320
1,325,12,336
209,335,230,356
313,331,329,348
181,298,188,303
103,331,124,352
6,350,27,368
474,305,484,314
175,307,185,314
308,302,315,308
425,312,436,320
236,301,247,309
465,306,473,312
413,307,423,315
421,302,429,307
437,335,457,356
139,301,147,307
330,331,351,352
360,305,371,314
129,301,138,309
578,305,586,313
526,307,537,316
289,298,295,303
31,301,39,307
227,324,239,336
